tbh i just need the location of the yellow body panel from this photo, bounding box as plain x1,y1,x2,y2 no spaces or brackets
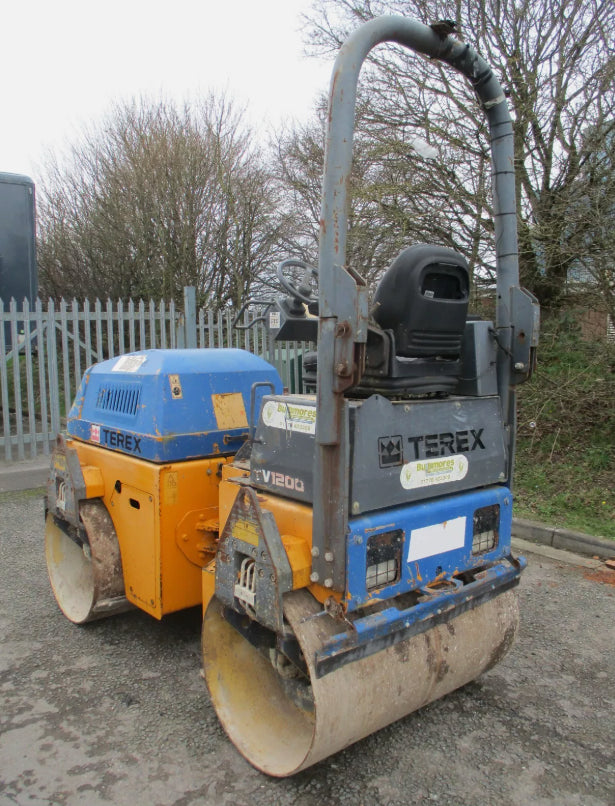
67,443,324,618
110,480,157,610
256,490,341,603
67,437,229,619
215,467,336,604
201,560,217,616
280,534,312,589
217,464,250,535
81,465,104,498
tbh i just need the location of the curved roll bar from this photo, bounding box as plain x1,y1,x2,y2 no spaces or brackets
316,15,518,444
312,16,524,589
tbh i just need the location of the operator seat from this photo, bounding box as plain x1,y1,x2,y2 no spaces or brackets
372,243,469,359
303,244,470,396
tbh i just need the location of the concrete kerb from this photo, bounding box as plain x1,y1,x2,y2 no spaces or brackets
513,517,615,560
0,456,49,494
0,457,613,560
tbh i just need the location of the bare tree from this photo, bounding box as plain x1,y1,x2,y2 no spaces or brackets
273,99,417,285
561,125,615,325
297,0,615,307
37,96,289,308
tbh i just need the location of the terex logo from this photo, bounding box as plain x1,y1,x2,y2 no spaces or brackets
90,425,142,455
262,470,305,493
407,429,485,459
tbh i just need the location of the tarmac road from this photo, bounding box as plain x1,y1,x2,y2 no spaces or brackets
1,488,614,806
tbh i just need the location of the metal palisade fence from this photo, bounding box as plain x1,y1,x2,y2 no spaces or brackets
0,287,308,461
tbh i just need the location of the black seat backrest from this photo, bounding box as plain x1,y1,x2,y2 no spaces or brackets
372,244,470,358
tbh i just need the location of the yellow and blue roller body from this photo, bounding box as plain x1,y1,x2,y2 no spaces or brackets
60,436,231,618
45,348,284,623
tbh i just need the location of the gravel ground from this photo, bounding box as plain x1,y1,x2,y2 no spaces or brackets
1,488,614,806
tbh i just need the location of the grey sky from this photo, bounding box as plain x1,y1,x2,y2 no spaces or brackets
2,0,330,183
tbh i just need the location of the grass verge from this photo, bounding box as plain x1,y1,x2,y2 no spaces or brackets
514,312,614,540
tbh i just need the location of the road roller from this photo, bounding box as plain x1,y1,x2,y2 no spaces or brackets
45,16,540,776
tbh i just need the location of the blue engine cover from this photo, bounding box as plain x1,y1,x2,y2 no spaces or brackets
67,349,283,462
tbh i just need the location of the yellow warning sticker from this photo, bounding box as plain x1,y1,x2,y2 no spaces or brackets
212,393,248,429
233,518,260,546
165,471,178,505
54,454,67,473
169,374,183,399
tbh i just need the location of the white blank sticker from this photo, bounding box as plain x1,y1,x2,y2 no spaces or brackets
112,354,147,373
408,516,467,562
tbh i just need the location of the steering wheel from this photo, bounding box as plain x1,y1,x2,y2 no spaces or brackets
277,259,319,305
